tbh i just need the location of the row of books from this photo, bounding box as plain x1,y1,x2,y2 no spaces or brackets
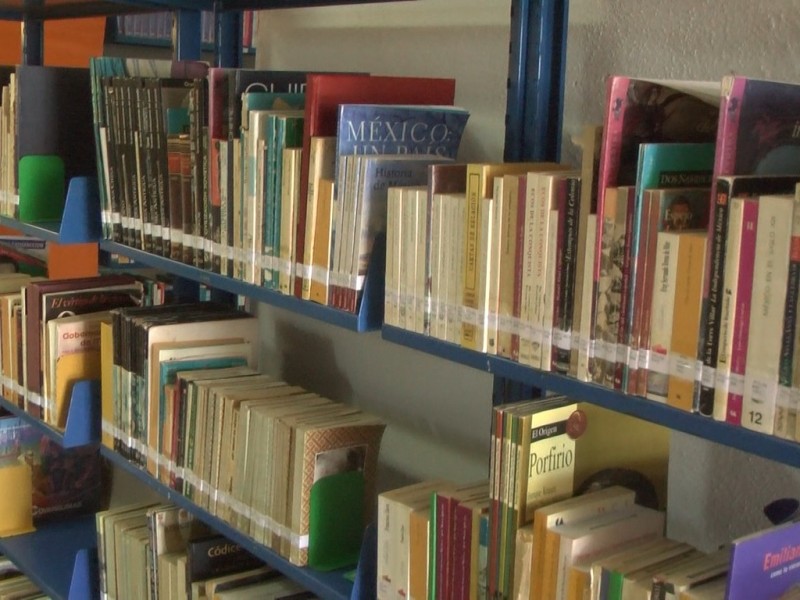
102,302,386,568
111,10,256,49
380,464,800,599
96,501,313,600
0,59,470,314
0,555,47,600
382,73,800,441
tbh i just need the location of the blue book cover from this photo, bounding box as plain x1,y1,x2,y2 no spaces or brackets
334,103,469,189
726,520,800,599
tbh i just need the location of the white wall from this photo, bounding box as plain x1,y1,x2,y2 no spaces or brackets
254,0,800,551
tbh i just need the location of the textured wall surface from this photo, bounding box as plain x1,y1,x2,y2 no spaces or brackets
254,0,800,547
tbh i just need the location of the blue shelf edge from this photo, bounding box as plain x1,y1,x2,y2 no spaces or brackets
0,379,101,449
0,515,97,600
98,239,384,332
100,447,355,600
381,325,800,469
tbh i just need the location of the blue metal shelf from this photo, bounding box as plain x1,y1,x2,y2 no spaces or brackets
381,325,800,469
0,515,98,600
99,239,384,332
100,447,355,600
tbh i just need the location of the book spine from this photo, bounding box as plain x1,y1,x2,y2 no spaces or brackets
511,176,528,362
696,180,732,414
742,195,793,434
726,199,759,426
452,503,471,600
613,186,636,389
461,165,485,351
550,178,568,372
554,176,581,374
713,195,745,420
775,191,800,438
666,233,707,412
628,191,655,395
697,76,745,406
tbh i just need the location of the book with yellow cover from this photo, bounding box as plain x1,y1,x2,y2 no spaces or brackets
666,231,707,411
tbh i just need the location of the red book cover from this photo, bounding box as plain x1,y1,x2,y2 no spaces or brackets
294,73,457,298
434,491,452,600
451,500,473,600
726,198,759,425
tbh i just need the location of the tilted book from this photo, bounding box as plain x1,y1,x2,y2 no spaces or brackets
726,520,800,599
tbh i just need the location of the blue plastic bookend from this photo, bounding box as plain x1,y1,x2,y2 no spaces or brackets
62,379,100,448
68,547,98,600
356,232,386,332
349,522,377,600
59,176,102,243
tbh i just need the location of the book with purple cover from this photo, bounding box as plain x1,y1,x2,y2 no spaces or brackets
726,520,800,599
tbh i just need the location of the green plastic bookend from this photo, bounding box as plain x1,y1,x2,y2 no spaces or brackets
18,155,66,224
60,177,102,243
308,470,365,571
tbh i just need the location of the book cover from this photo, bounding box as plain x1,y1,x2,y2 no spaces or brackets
45,310,112,429
726,520,800,599
295,73,457,298
334,103,469,191
186,533,265,584
0,415,104,524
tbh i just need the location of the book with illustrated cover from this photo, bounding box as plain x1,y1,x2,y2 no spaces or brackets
294,73,457,298
23,274,144,418
0,415,104,524
726,520,800,599
334,103,469,191
44,310,112,430
698,75,800,416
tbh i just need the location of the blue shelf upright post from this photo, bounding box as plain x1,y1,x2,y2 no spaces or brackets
497,0,568,406
21,16,43,66
214,3,243,68
174,9,203,61
504,0,569,163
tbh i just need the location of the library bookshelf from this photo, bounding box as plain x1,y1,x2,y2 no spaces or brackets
8,1,796,599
